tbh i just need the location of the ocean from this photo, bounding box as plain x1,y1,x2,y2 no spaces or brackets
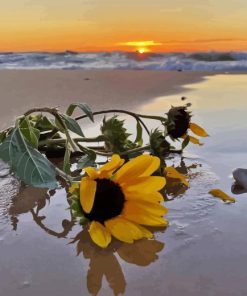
0,51,247,71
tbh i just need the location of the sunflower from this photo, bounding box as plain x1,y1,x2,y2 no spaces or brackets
166,105,209,144
167,106,191,139
77,154,168,248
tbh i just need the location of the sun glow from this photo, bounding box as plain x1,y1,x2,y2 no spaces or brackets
137,47,149,54
118,40,161,53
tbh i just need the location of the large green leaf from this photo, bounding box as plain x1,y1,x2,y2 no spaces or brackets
0,128,57,189
60,114,85,137
20,117,40,148
66,103,94,122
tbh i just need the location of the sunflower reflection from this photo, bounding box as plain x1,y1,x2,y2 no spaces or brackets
164,158,201,201
71,229,165,296
9,186,75,238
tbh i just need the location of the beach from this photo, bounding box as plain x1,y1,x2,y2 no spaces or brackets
0,70,209,129
1,70,247,296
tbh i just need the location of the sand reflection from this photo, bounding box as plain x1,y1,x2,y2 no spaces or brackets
71,229,164,296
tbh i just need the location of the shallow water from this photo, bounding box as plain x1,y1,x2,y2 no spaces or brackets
1,74,247,296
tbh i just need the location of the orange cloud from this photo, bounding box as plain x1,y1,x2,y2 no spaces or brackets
117,41,162,47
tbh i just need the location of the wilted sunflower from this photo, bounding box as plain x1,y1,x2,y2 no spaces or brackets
166,105,209,144
78,154,168,248
167,106,192,139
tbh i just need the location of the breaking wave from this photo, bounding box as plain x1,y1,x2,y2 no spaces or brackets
0,51,247,71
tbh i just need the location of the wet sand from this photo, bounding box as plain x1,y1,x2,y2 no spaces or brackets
0,70,209,129
1,71,247,296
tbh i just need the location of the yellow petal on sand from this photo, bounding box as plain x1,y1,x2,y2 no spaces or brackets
125,191,164,203
69,182,79,194
114,155,160,184
164,167,189,187
88,221,112,248
190,122,209,137
99,154,125,174
122,201,168,226
209,189,236,203
123,176,166,194
105,217,147,243
80,177,97,213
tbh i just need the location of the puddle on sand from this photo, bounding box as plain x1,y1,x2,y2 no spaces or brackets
1,74,247,296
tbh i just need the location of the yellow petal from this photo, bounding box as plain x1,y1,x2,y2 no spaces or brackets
125,191,164,203
105,217,147,243
190,122,209,137
188,135,203,146
123,176,166,194
135,224,153,239
124,200,168,217
88,221,112,248
164,167,189,187
99,154,125,174
84,167,98,179
80,177,97,213
69,182,79,194
209,189,236,203
114,155,160,184
124,212,168,227
122,201,168,226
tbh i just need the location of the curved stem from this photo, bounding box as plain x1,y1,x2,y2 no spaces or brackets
136,114,166,121
90,145,151,157
75,109,151,136
39,135,105,147
54,166,74,183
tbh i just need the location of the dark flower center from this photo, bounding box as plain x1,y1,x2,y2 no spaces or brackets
167,106,191,139
84,178,125,224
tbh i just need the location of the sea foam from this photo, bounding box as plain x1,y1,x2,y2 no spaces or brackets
0,51,247,71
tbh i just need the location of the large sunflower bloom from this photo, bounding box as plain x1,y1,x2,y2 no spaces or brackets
79,154,168,248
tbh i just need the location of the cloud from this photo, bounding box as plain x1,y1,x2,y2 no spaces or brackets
117,41,162,47
160,38,247,44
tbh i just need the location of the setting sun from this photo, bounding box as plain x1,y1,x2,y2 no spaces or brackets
119,41,161,53
137,47,149,54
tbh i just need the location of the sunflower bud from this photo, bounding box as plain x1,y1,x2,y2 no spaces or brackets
150,129,171,158
167,106,191,139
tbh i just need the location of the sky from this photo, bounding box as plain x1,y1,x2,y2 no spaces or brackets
0,0,247,52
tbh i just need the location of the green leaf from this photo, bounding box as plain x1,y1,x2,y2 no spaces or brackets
66,103,94,122
60,114,85,137
77,151,96,170
134,121,143,146
20,117,40,148
0,128,57,189
63,144,71,174
35,116,56,132
0,131,6,144
182,135,190,150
